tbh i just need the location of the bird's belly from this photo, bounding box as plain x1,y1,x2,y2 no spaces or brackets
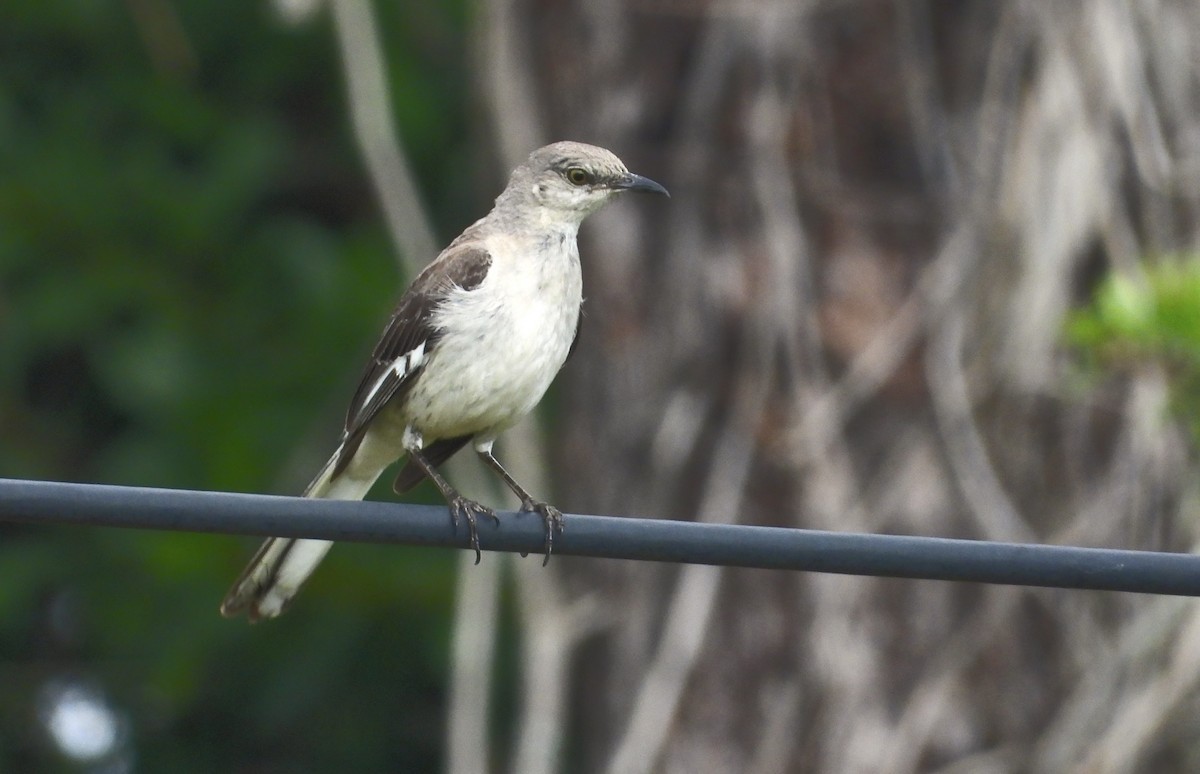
403,294,578,441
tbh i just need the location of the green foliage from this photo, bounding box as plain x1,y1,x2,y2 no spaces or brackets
1068,256,1200,437
0,2,472,771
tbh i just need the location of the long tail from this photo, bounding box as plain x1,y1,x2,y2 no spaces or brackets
219,448,381,621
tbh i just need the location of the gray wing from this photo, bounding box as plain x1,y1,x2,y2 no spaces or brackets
329,244,492,478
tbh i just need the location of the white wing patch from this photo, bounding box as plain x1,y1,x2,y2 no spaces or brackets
359,341,427,412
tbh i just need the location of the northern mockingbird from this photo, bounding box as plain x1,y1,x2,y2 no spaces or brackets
221,141,668,620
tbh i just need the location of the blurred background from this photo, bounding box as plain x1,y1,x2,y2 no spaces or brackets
4,1,1200,772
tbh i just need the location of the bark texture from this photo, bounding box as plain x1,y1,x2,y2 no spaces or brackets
477,1,1200,771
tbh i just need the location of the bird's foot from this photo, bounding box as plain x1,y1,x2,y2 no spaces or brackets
449,496,500,564
520,499,564,566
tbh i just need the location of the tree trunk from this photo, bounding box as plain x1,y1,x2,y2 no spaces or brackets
485,1,1200,771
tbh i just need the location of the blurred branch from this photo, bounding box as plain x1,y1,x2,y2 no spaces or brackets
124,0,197,78
446,551,501,774
1092,609,1200,770
927,311,1035,543
477,0,546,165
508,561,604,774
329,0,438,273
1032,593,1194,771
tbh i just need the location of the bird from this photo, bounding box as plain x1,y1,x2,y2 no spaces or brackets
220,141,668,620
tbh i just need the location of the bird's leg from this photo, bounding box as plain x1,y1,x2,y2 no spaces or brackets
407,447,498,564
476,448,563,565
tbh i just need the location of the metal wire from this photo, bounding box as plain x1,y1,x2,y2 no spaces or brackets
2,477,1199,595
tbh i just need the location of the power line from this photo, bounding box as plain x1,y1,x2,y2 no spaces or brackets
2,477,1198,595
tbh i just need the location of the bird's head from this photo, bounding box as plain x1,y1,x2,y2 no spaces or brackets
504,141,669,223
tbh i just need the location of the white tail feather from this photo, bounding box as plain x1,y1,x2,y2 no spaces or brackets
220,444,385,620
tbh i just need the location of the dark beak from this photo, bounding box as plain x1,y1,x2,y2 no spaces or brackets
610,172,670,197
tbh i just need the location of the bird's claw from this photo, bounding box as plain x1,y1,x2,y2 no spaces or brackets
521,499,564,566
449,496,499,564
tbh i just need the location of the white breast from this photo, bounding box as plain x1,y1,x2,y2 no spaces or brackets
402,228,583,442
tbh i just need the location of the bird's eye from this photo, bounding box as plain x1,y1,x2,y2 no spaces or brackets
565,167,591,186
